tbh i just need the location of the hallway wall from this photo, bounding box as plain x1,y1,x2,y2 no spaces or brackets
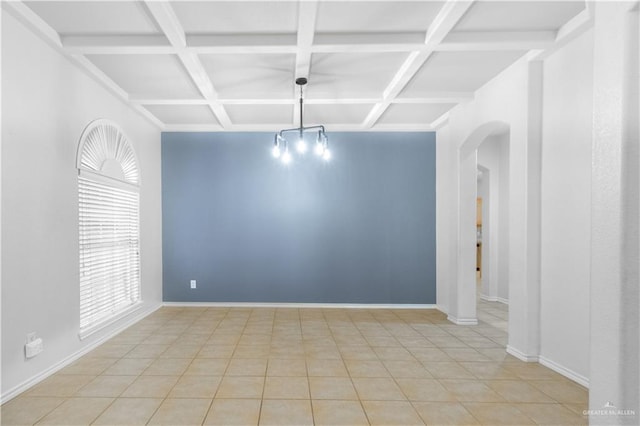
540,28,593,385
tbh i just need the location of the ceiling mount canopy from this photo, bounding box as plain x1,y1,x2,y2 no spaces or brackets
272,78,330,164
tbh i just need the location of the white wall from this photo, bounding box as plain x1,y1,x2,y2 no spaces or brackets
1,12,163,399
477,133,509,303
539,29,593,384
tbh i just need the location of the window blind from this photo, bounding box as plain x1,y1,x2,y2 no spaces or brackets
79,176,140,335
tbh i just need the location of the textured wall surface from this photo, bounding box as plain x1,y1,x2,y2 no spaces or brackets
162,132,436,304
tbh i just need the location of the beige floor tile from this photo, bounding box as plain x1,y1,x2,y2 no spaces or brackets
339,345,379,360
216,376,264,398
203,398,261,425
270,345,306,358
307,359,349,377
124,344,169,358
259,399,313,426
185,358,229,375
76,375,136,397
309,377,359,400
564,402,589,416
374,346,415,361
93,397,162,425
443,348,491,362
267,358,307,376
160,343,203,358
169,375,221,398
396,378,457,402
27,374,94,397
143,357,192,375
148,398,211,425
345,360,390,377
197,344,236,358
35,397,112,425
459,362,519,380
352,377,406,401
384,360,433,378
263,376,310,399
410,348,453,362
515,402,588,425
103,357,154,375
413,401,480,425
121,375,179,398
305,346,343,359
423,361,476,379
361,400,424,425
440,379,505,402
463,402,535,425
142,333,179,345
233,344,270,358
59,357,116,376
529,380,589,404
0,396,64,425
507,363,565,381
312,400,369,426
226,358,268,376
488,380,556,403
86,343,135,358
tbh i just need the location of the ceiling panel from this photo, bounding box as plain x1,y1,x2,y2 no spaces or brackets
200,54,296,99
315,1,445,33
401,51,526,96
379,103,455,125
308,52,409,98
226,105,293,125
454,1,585,32
86,54,200,98
171,1,298,34
305,104,373,125
25,1,161,35
144,105,219,125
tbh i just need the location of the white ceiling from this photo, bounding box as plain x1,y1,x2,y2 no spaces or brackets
11,0,589,132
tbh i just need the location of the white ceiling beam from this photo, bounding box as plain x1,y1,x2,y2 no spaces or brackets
362,0,475,129
438,30,556,51
144,1,232,128
528,4,594,61
163,123,434,133
2,1,164,130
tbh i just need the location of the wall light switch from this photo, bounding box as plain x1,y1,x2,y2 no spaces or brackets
190,280,196,289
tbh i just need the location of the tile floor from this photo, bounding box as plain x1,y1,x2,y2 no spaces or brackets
1,303,588,425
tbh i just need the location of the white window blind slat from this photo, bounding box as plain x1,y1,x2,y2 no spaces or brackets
78,175,140,336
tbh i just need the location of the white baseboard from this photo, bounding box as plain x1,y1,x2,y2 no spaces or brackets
436,304,448,315
163,302,437,310
0,303,162,404
479,294,497,302
506,345,539,362
447,315,478,325
539,356,589,388
479,294,509,305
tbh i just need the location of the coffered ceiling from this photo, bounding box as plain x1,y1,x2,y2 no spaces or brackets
5,0,590,131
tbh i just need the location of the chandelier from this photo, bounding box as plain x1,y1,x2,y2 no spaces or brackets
272,77,330,164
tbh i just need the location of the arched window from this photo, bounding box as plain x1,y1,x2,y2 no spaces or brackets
76,119,141,338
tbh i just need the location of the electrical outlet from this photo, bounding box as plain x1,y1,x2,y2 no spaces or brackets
190,280,196,289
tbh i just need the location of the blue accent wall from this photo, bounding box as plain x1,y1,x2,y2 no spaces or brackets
161,132,436,303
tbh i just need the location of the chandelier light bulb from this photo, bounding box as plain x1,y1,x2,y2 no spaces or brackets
314,142,325,156
296,138,307,154
322,148,331,161
272,145,281,158
282,149,292,164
